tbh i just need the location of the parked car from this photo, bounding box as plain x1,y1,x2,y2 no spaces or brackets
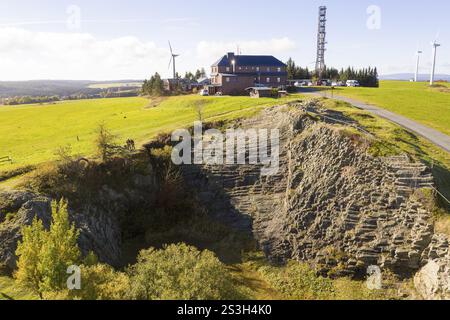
199,89,209,96
294,81,307,87
332,81,344,87
346,80,360,87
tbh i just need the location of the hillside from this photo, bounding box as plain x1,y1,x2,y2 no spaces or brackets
0,80,143,98
334,81,450,136
0,95,304,174
0,95,449,300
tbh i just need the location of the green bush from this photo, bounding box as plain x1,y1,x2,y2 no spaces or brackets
69,264,130,300
127,244,239,300
15,199,80,298
257,261,335,300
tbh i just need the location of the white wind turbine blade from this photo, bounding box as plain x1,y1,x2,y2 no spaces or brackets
168,41,173,55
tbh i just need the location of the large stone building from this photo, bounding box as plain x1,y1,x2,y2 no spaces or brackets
208,52,287,95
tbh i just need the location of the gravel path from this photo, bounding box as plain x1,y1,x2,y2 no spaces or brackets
302,90,450,153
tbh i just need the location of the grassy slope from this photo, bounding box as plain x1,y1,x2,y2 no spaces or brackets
333,81,450,136
0,277,38,300
0,95,301,175
321,98,450,204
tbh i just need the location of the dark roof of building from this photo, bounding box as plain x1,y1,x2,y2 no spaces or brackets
212,55,286,67
216,72,288,77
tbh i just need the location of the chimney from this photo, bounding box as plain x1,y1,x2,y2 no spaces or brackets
227,52,235,61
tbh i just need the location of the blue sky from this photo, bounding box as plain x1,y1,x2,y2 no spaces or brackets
0,0,448,80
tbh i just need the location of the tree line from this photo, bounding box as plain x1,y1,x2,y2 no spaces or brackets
142,73,165,96
183,68,207,81
142,68,208,97
2,95,60,105
286,58,379,87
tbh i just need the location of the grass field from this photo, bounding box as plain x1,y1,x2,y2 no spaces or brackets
333,81,450,136
0,95,302,174
0,277,38,300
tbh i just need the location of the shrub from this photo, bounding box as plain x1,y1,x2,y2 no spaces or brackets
127,244,239,300
69,264,130,300
257,261,335,300
15,199,80,298
95,124,120,162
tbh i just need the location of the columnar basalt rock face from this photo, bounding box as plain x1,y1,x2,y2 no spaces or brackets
264,124,435,277
182,102,444,279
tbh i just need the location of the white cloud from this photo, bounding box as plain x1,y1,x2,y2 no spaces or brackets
0,28,297,80
0,27,169,80
196,37,296,62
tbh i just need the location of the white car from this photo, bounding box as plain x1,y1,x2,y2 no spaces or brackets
294,81,307,87
199,89,209,96
332,81,344,87
346,80,360,87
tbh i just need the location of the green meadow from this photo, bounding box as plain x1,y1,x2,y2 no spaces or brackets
334,80,450,136
0,95,301,173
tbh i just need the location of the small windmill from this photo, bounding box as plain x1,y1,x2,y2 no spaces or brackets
168,41,180,80
430,32,441,86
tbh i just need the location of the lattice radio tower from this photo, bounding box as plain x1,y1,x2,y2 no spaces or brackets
315,6,327,80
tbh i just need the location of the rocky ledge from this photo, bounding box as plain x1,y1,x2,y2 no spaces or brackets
181,101,449,297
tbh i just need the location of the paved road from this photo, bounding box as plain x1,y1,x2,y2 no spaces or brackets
302,90,450,153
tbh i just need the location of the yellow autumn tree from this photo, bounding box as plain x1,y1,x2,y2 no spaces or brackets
15,199,80,298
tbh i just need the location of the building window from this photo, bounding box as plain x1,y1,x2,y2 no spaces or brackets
239,67,242,70
226,77,230,82
266,77,271,83
256,67,260,72
267,67,271,72
277,77,281,83
226,67,230,72
277,67,282,72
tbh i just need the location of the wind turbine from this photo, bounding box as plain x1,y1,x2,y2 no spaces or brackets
430,32,441,86
168,41,180,80
414,49,422,82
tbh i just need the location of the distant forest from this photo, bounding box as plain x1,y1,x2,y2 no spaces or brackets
0,80,142,105
286,58,379,87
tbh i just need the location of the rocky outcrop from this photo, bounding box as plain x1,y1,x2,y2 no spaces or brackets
0,190,121,274
181,102,442,278
415,255,450,300
0,193,52,272
414,235,450,299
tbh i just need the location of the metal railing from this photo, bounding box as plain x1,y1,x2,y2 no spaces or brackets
426,183,450,205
